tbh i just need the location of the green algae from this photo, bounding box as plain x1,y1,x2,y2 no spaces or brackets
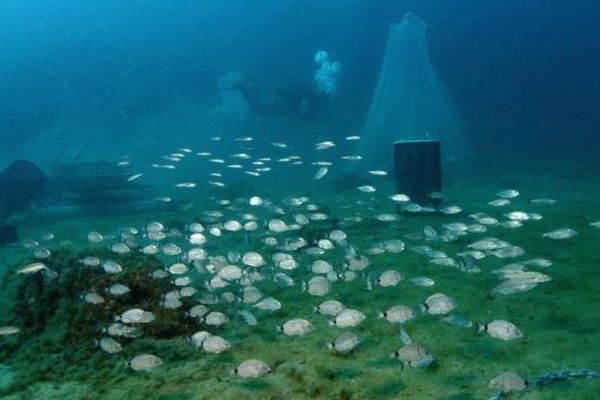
0,171,599,400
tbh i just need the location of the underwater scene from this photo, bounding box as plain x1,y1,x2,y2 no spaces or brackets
1,1,600,399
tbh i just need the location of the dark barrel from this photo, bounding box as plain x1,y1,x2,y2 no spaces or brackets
393,140,441,206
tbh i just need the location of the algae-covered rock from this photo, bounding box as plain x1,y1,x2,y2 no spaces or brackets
0,248,196,384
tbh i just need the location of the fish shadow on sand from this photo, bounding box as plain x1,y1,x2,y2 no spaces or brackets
370,380,407,397
235,378,271,391
436,393,476,400
317,366,361,382
153,393,195,400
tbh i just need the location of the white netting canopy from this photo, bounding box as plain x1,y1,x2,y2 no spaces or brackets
360,13,465,167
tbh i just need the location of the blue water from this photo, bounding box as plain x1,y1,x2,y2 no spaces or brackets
1,1,599,168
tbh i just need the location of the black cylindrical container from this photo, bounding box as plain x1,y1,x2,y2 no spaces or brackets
393,140,441,207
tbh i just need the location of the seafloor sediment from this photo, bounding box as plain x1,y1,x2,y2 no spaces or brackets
0,168,599,400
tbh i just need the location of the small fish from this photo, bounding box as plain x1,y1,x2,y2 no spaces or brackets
278,318,313,336
422,293,456,315
255,297,281,311
423,225,438,240
231,152,251,159
315,141,335,150
399,326,412,344
368,170,387,176
16,262,48,275
0,326,20,335
409,276,435,287
442,314,473,328
242,252,265,267
175,182,196,188
380,305,413,323
314,167,328,180
489,372,528,392
390,193,410,202
439,205,462,214
234,359,271,378
329,309,365,328
127,173,143,182
83,292,105,305
493,245,525,259
129,354,162,371
87,231,104,243
492,279,538,295
106,322,142,338
495,270,551,283
377,270,403,287
203,311,229,327
506,211,530,221
391,342,434,369
120,308,156,324
530,198,556,205
357,185,376,193
489,198,510,207
152,164,176,169
315,300,345,317
103,260,123,274
33,247,51,259
496,189,519,199
107,283,131,296
523,258,553,268
345,135,361,140
403,203,422,213
543,228,577,240
328,331,360,353
97,337,122,354
237,310,258,326
480,320,523,341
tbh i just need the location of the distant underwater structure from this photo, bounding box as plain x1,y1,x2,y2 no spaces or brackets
38,161,158,217
0,148,159,224
361,13,465,167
